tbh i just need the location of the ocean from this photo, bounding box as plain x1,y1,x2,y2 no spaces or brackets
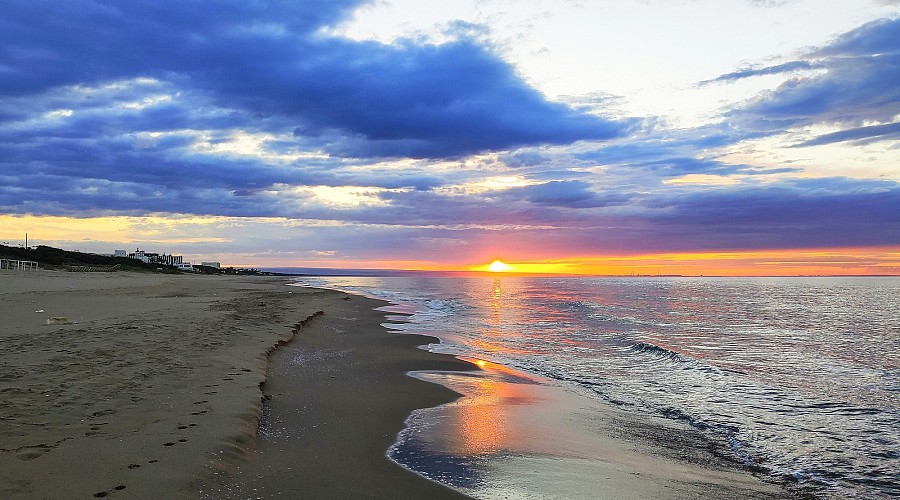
293,275,899,499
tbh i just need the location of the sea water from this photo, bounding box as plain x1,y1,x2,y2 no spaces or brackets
293,275,900,498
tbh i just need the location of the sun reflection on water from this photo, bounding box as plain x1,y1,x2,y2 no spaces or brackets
425,366,545,457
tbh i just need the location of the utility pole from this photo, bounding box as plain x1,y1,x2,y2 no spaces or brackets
25,232,28,248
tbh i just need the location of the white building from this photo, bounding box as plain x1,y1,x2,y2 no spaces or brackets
116,248,184,267
131,249,150,263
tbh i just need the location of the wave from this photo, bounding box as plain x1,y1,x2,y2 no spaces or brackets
627,341,737,378
629,341,690,363
423,298,470,317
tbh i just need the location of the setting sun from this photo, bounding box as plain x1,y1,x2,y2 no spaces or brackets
487,260,513,272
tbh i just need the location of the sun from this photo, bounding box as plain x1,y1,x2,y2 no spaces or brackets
487,260,513,272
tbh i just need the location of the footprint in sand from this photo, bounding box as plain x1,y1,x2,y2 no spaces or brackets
93,485,126,498
16,450,45,461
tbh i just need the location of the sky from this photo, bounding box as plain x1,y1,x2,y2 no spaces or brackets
1,0,898,275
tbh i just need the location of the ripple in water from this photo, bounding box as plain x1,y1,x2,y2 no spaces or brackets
294,275,900,499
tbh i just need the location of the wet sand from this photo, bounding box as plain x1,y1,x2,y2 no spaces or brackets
396,361,789,499
210,295,475,499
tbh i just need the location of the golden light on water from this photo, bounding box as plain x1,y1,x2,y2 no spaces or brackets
487,260,513,272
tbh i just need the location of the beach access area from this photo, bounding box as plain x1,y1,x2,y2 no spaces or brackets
0,270,785,499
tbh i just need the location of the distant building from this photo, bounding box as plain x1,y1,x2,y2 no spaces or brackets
131,249,150,263
201,262,221,269
153,253,182,266
117,248,184,267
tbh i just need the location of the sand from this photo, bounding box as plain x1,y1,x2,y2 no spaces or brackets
1,269,450,498
209,291,475,499
1,269,788,499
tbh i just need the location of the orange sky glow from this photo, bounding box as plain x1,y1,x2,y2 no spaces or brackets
453,248,900,276
3,215,898,276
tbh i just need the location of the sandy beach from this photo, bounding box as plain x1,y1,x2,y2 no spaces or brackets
0,269,472,498
1,270,787,499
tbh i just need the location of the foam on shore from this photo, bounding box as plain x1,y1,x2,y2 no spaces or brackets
392,360,787,499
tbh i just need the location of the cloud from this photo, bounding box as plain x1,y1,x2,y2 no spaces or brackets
815,16,900,57
722,17,900,130
2,5,898,264
575,122,781,183
501,151,550,168
791,121,900,147
512,181,629,208
639,178,900,250
0,0,631,228
461,177,900,255
0,0,623,161
699,60,822,86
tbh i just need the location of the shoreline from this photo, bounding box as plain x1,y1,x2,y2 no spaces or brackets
285,281,793,498
2,270,792,498
210,286,477,498
394,365,790,499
